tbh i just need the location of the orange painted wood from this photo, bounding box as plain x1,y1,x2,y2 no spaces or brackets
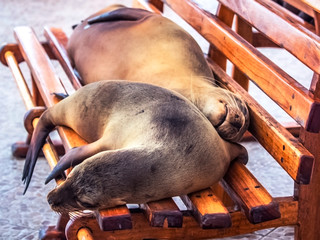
43,27,82,91
252,32,280,48
13,26,86,149
0,42,56,66
165,0,320,133
207,58,314,184
207,4,234,71
133,0,163,14
223,162,280,223
77,227,94,240
181,188,231,228
260,0,316,32
210,182,235,209
219,0,320,75
315,10,320,34
14,26,64,107
147,0,164,12
295,130,320,240
66,198,297,239
284,0,320,15
3,50,34,109
232,16,251,90
95,205,132,231
140,198,183,228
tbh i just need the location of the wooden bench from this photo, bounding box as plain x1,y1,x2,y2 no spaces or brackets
0,0,319,239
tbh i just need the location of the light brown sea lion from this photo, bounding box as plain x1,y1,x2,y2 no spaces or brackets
67,6,249,143
22,80,247,213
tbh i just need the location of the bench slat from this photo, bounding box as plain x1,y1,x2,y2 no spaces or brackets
95,206,132,231
218,0,320,75
43,27,82,91
207,58,314,184
285,0,320,15
165,0,320,133
13,26,87,149
223,162,280,223
256,0,316,33
181,188,232,229
140,198,183,228
66,198,298,239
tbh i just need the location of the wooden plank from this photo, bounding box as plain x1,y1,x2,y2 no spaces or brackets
140,198,183,228
232,16,251,90
285,0,320,15
207,4,234,71
77,227,94,240
165,0,320,133
95,206,132,231
3,50,34,109
263,0,316,33
66,198,298,239
295,130,320,240
13,26,86,149
315,10,320,34
180,188,231,228
207,58,314,184
252,32,280,48
43,27,82,91
223,162,280,223
133,0,163,13
0,42,56,66
218,0,320,74
14,26,64,107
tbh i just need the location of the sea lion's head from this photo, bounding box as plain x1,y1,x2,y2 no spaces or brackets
46,158,127,213
200,87,249,142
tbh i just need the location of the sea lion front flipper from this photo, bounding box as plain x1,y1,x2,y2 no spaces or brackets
87,8,152,25
45,141,105,184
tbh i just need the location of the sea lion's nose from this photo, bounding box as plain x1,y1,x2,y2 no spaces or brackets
231,120,242,130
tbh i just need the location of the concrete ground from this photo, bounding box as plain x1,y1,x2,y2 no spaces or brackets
0,0,312,239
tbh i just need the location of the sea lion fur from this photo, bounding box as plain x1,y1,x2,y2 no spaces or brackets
22,80,247,213
67,6,250,142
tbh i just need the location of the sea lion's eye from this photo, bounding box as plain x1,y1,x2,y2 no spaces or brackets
79,200,95,209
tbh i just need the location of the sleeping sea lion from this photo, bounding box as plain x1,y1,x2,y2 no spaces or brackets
22,80,247,213
67,6,250,142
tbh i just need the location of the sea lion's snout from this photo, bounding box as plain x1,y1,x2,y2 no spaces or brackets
216,105,249,142
47,183,82,213
204,91,249,142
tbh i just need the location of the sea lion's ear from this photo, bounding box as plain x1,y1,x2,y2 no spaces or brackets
87,8,152,25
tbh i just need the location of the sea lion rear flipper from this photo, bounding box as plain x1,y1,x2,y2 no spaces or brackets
45,142,104,184
22,111,55,194
87,8,152,25
52,92,69,100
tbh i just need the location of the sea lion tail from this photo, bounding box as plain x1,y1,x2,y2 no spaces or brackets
22,110,56,194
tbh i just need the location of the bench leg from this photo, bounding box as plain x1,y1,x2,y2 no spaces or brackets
295,130,320,240
11,134,32,158
39,213,69,240
11,134,65,158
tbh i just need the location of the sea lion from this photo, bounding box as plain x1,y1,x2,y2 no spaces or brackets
22,80,247,213
67,6,249,142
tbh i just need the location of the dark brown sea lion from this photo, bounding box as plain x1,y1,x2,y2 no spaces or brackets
67,6,249,142
22,80,247,213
